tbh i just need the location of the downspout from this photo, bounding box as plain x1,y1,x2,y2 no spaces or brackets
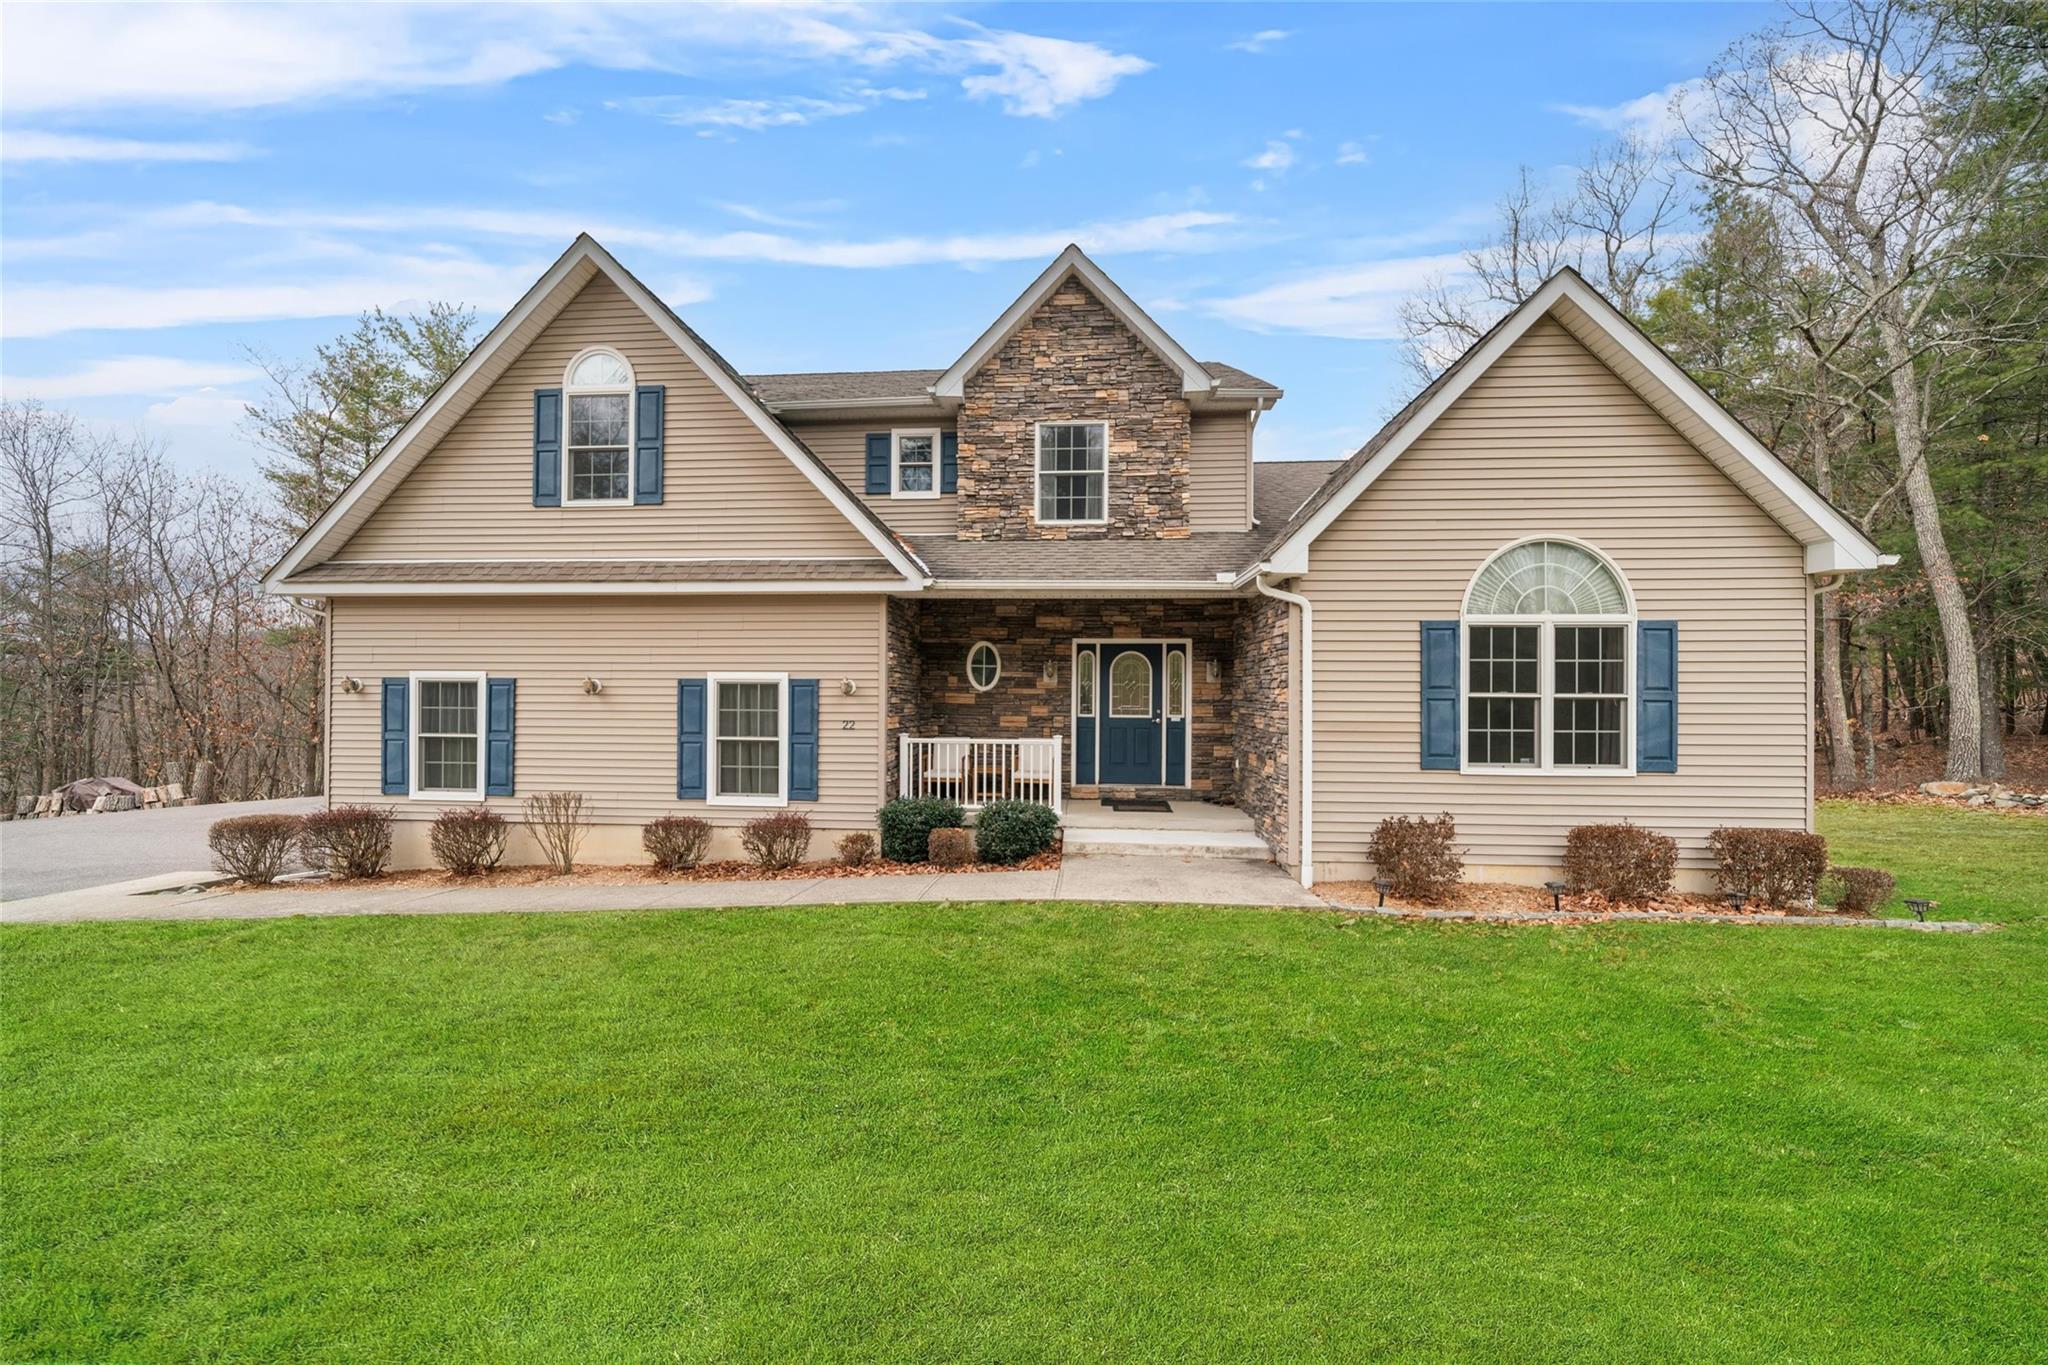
1254,574,1313,889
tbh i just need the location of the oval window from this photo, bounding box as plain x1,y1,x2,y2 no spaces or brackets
1109,652,1152,717
967,641,1001,692
1076,649,1096,716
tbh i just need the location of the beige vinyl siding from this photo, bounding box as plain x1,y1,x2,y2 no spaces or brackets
328,594,884,835
1189,412,1252,532
336,276,882,562
1300,316,1812,878
794,420,958,535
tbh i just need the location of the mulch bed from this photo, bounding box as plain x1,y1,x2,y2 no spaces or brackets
1315,880,1870,923
246,844,1060,893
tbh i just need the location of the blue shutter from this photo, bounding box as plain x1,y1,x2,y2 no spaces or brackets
532,388,562,507
1637,620,1678,773
677,679,707,800
380,678,409,794
789,679,819,801
864,433,890,495
1420,622,1460,770
485,678,516,796
940,432,959,494
633,384,664,505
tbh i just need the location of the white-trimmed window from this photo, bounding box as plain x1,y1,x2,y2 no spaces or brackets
892,429,939,499
1165,649,1187,720
564,348,633,505
411,671,485,799
1462,539,1634,773
1108,652,1152,718
966,641,1001,692
1075,649,1097,717
708,672,787,805
1035,421,1107,524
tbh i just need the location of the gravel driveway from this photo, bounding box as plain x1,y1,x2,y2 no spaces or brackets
1,797,322,902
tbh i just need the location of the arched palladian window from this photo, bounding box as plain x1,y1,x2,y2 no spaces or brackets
1463,539,1633,771
564,348,633,503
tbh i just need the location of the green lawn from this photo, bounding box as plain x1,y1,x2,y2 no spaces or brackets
4,805,2043,1361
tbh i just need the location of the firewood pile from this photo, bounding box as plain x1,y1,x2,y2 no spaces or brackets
9,779,192,820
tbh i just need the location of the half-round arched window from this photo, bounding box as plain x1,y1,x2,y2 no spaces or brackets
563,347,633,504
1109,652,1153,718
1462,539,1633,771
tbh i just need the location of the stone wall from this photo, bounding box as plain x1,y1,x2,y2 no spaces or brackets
955,278,1192,541
894,598,1239,801
1232,595,1293,861
883,597,925,796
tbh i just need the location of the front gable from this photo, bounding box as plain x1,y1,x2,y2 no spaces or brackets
334,275,880,563
265,236,921,591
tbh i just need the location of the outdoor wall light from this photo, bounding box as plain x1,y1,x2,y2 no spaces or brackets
1206,658,1220,684
1543,880,1567,913
581,677,603,695
840,678,858,696
341,677,364,693
1042,658,1058,683
1372,876,1394,908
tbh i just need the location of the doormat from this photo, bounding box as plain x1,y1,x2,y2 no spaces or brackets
1106,798,1172,813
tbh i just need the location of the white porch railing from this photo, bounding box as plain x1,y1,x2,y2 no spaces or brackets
899,736,1063,815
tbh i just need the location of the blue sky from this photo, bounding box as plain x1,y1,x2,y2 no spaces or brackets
0,2,1765,477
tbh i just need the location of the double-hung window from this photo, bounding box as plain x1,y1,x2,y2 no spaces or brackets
892,429,938,498
709,673,786,805
1036,421,1107,524
1462,539,1633,773
412,672,485,799
564,349,632,505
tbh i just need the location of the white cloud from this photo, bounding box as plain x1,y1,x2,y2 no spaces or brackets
1204,253,1471,340
1552,80,1701,142
144,389,252,429
542,108,579,126
1227,30,1293,54
0,4,1146,120
1245,139,1297,173
1336,141,1370,166
954,28,1150,118
1,130,256,163
0,355,261,400
615,95,868,132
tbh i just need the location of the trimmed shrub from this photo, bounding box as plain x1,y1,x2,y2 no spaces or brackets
927,826,975,867
1708,827,1828,908
836,831,877,867
974,799,1059,865
1823,865,1896,915
297,805,393,879
1562,821,1677,904
879,795,965,863
1367,812,1463,903
430,807,508,876
208,814,302,884
524,791,589,874
742,811,812,869
644,815,712,872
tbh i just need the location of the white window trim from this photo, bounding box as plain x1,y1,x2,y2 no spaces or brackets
1032,420,1110,526
1459,536,1636,776
408,670,487,801
890,428,941,500
966,640,1001,692
706,671,789,807
562,345,635,509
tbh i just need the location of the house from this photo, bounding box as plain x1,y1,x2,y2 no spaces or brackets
263,235,1889,889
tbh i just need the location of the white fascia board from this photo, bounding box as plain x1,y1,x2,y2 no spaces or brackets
269,577,925,597
263,239,597,590
1263,271,1887,574
932,245,1216,400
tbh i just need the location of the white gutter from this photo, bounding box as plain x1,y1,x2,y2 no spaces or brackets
1254,574,1313,889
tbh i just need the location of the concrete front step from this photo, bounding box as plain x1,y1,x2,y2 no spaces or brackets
1062,826,1274,861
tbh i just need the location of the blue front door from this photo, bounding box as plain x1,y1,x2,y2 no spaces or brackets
1099,643,1163,785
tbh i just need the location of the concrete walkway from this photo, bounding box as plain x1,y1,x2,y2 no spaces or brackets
0,853,1326,925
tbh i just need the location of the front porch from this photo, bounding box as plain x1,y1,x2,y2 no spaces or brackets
885,596,1297,863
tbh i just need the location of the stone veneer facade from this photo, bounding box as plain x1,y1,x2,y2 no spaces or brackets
1231,595,1294,863
955,278,1192,541
894,599,1238,802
